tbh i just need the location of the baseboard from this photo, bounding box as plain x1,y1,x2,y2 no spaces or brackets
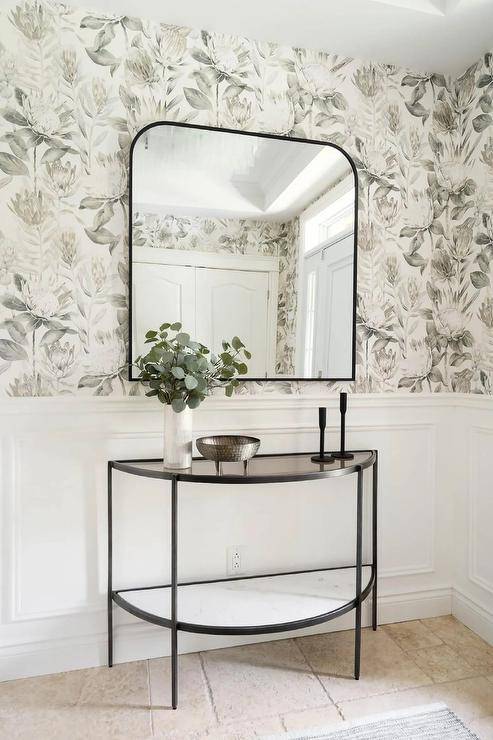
452,589,493,646
0,587,452,682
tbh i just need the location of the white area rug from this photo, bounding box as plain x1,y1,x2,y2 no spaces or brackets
265,703,479,739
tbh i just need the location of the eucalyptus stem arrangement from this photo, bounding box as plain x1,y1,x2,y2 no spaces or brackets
134,322,251,411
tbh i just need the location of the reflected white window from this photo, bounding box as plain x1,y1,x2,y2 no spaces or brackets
303,270,317,376
304,189,354,254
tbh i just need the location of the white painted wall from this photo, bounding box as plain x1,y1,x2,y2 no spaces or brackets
0,393,491,681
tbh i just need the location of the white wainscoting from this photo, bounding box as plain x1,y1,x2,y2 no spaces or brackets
0,393,490,681
452,399,493,646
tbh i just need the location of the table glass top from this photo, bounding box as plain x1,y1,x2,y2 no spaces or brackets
113,450,375,481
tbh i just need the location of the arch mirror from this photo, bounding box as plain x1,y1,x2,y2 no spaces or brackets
129,122,357,381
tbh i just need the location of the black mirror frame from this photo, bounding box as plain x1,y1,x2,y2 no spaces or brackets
128,121,358,383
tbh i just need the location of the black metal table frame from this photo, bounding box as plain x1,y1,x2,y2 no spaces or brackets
107,450,378,709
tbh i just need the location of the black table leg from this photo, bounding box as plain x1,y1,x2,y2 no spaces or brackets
372,451,378,631
354,467,363,680
107,462,113,668
171,476,178,709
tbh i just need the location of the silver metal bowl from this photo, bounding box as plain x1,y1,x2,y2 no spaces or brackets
196,435,260,474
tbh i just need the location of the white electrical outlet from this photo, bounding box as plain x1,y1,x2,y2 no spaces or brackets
227,546,244,575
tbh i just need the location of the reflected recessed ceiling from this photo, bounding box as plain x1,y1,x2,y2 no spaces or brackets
70,0,493,74
369,0,460,16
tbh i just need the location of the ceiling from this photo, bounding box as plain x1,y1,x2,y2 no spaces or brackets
132,125,351,219
71,0,493,75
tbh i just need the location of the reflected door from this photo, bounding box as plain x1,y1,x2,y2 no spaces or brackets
299,234,354,378
322,235,354,377
196,268,271,377
132,262,195,360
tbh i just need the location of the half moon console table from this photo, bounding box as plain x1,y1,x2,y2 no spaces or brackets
107,450,378,709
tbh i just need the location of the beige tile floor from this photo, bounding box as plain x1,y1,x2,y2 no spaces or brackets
2,616,493,739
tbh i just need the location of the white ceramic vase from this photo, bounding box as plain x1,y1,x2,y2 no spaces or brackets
163,404,193,469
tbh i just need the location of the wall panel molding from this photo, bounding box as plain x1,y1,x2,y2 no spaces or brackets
2,392,493,680
468,426,493,595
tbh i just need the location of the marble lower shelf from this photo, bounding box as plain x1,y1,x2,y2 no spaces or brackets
112,566,373,636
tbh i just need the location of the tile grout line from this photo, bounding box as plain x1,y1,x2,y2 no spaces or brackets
293,638,345,721
278,700,348,727
380,624,446,686
146,659,155,737
335,674,491,710
386,620,493,681
198,651,220,726
279,713,289,732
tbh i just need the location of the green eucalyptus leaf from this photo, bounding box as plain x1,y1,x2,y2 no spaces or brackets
231,336,244,350
170,322,182,330
186,395,202,409
195,377,207,392
171,366,185,379
175,332,190,345
184,375,198,390
171,398,186,412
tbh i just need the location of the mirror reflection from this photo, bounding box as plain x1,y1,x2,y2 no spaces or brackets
130,123,356,380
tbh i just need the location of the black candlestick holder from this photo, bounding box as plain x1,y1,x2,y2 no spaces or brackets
311,407,335,464
332,392,354,460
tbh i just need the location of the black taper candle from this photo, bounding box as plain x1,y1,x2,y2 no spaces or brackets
333,392,354,460
311,406,334,464
318,407,326,458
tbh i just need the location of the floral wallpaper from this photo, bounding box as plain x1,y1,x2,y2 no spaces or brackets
133,211,299,374
0,0,489,396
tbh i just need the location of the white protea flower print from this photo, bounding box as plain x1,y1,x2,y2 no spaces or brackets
353,64,383,98
10,0,53,41
207,36,240,78
359,293,394,335
408,189,434,229
122,93,169,139
43,340,76,380
398,277,422,312
57,231,78,268
91,329,126,376
260,94,295,135
60,48,78,86
91,78,108,113
20,275,67,321
403,339,433,379
125,48,160,87
375,194,400,228
372,344,398,382
299,63,335,98
45,160,77,198
435,304,468,341
19,90,72,139
87,151,127,200
9,189,51,227
223,89,256,130
437,159,467,195
154,25,188,65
